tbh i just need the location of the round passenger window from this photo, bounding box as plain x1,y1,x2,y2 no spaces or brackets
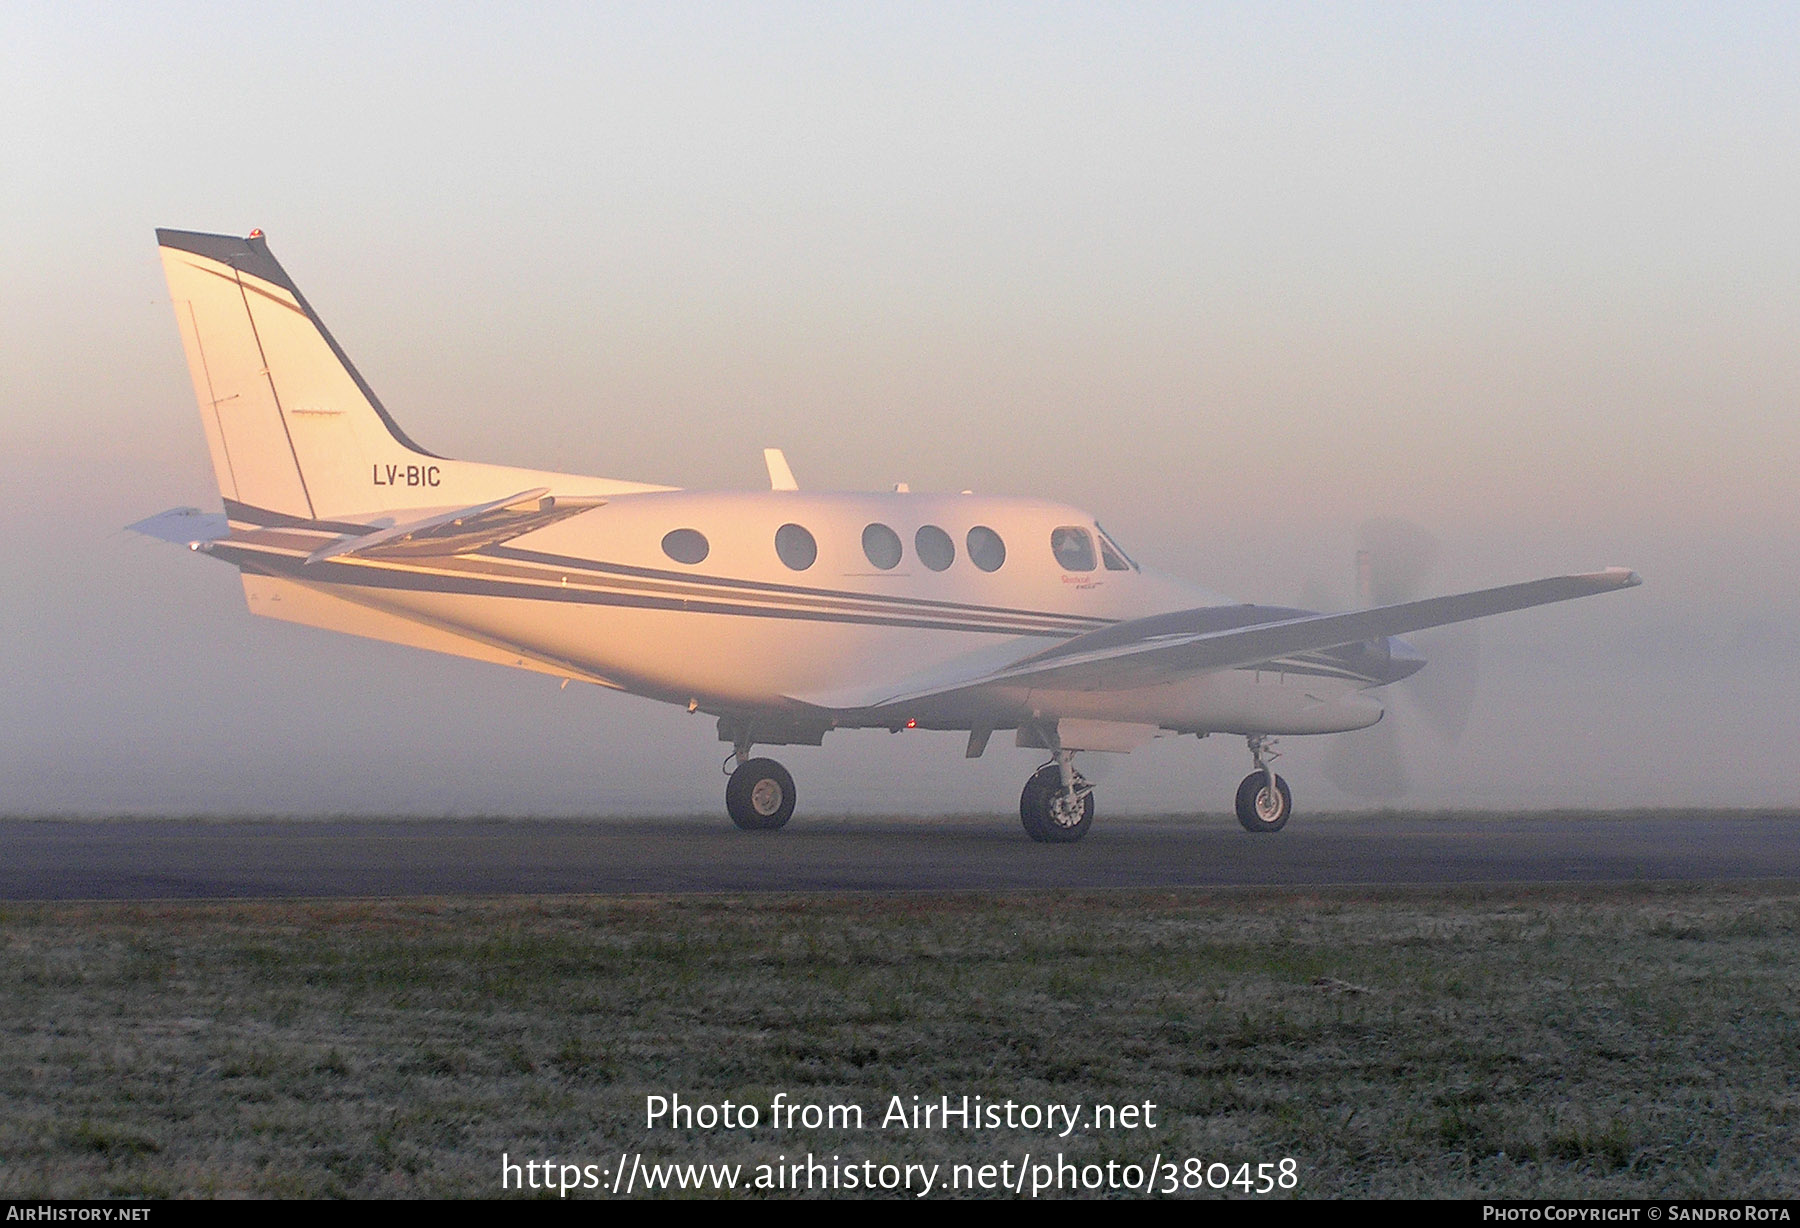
862,523,903,570
775,523,817,571
914,524,955,572
966,525,1006,572
660,528,709,565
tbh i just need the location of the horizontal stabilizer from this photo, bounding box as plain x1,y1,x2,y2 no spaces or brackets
304,489,604,564
127,507,229,548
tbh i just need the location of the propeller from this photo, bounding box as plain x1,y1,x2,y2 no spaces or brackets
1319,519,1482,800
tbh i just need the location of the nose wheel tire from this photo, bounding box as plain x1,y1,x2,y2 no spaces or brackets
1020,764,1094,843
1235,771,1292,833
726,758,796,830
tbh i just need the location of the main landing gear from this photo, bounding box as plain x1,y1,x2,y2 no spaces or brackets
1235,734,1293,833
724,749,795,831
1019,750,1094,843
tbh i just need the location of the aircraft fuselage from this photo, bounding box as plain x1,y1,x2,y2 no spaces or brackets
210,488,1398,745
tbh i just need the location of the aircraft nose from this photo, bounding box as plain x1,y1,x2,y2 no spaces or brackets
1386,635,1427,682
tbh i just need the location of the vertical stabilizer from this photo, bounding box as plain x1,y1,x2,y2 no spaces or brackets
157,228,674,524
157,228,441,522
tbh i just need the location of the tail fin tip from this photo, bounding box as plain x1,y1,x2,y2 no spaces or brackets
155,227,296,295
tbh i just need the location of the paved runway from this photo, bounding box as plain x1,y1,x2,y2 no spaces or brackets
2,811,1797,900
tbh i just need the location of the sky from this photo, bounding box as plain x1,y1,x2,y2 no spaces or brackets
2,2,1796,815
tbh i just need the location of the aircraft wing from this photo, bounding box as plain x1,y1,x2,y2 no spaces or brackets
806,567,1641,711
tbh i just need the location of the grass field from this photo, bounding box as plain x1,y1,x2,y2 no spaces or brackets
1,882,1796,1198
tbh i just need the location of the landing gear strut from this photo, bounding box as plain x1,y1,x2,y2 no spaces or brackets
1020,750,1094,843
724,741,795,831
1235,734,1292,833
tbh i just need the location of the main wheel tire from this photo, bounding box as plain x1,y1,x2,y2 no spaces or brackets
726,758,796,830
1019,764,1094,843
1019,767,1053,842
1235,770,1292,833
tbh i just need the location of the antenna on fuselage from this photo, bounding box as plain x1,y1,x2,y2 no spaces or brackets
763,449,799,492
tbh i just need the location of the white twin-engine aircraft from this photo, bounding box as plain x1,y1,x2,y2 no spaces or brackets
133,229,1641,841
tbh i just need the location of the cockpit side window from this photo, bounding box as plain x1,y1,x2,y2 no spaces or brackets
1095,523,1138,572
1050,526,1096,572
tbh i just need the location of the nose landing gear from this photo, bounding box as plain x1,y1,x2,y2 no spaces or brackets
1235,734,1292,832
1020,750,1095,843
